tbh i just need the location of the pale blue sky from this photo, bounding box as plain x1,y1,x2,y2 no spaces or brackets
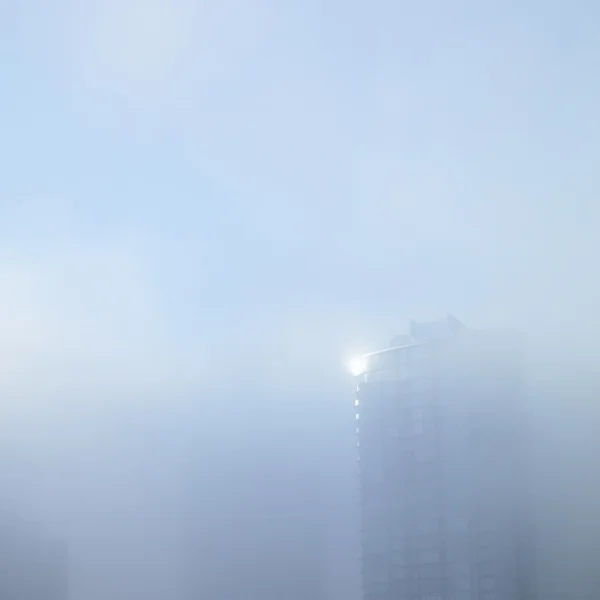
2,3,600,597
3,1,600,372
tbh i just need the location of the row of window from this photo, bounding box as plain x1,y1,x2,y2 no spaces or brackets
361,515,493,540
358,466,440,490
363,571,498,596
357,405,437,429
365,594,443,600
360,371,436,390
365,594,497,600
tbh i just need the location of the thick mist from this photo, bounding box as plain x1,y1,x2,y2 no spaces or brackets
2,1,600,599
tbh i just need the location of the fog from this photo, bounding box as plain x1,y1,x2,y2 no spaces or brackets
2,1,600,599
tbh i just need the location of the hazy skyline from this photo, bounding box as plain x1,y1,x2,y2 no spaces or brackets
2,1,600,598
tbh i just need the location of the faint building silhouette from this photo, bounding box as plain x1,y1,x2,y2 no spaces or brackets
183,397,328,600
0,505,68,600
354,316,525,600
527,370,600,600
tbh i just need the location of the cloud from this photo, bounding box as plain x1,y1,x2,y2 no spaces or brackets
73,0,193,93
0,233,203,407
55,0,276,108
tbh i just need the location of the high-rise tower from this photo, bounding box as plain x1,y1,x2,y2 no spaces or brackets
354,317,525,600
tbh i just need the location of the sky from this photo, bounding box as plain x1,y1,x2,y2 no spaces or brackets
1,1,600,598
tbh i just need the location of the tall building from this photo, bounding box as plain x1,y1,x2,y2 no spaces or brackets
527,370,600,600
184,398,327,600
0,506,68,600
354,316,525,600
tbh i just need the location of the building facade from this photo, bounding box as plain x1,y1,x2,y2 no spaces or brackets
184,400,328,600
354,316,526,600
0,508,68,600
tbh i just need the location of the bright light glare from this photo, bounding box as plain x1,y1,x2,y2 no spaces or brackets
348,356,367,377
